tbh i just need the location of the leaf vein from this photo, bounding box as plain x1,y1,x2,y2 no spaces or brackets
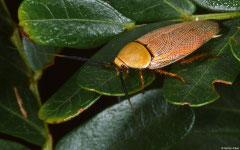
182,30,239,101
21,19,126,26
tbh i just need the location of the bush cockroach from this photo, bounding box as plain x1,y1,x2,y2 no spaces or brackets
25,20,221,113
113,20,220,112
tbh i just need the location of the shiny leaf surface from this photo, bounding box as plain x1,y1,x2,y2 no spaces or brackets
192,0,240,11
18,0,135,49
55,83,195,150
39,73,101,124
108,0,196,22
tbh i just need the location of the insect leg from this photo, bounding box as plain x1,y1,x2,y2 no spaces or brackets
230,37,240,45
155,69,186,84
180,53,219,64
139,69,145,90
230,34,240,62
119,70,137,121
229,27,240,45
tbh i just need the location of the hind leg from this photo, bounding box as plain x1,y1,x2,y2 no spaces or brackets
180,53,219,64
155,69,186,84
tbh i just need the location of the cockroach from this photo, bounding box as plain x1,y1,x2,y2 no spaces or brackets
21,20,221,114
112,20,220,112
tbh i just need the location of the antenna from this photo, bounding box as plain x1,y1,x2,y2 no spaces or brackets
45,53,112,66
8,46,112,66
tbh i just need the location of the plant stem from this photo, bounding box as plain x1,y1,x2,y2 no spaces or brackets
187,12,240,21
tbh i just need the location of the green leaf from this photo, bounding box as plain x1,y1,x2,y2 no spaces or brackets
79,67,155,96
78,21,182,96
18,0,135,49
192,0,240,11
230,32,240,62
0,139,30,150
0,80,47,145
108,0,196,22
22,38,59,72
171,79,240,149
0,5,47,145
55,83,195,150
163,18,240,106
39,73,101,124
0,52,47,146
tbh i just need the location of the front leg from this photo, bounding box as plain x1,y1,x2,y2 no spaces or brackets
139,69,145,91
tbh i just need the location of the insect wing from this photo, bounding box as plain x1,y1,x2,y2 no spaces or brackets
136,21,220,69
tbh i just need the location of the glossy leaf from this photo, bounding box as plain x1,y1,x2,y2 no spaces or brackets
171,79,240,149
77,21,182,96
108,0,196,22
55,83,195,150
39,73,101,124
79,67,155,96
0,139,30,150
192,0,240,11
163,18,240,106
22,38,59,72
18,0,135,49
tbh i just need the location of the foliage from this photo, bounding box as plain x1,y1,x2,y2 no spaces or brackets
0,0,240,149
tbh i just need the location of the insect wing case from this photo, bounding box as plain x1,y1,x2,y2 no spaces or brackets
136,21,221,69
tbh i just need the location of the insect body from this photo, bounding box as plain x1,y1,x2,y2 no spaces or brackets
114,20,220,72
113,20,220,112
